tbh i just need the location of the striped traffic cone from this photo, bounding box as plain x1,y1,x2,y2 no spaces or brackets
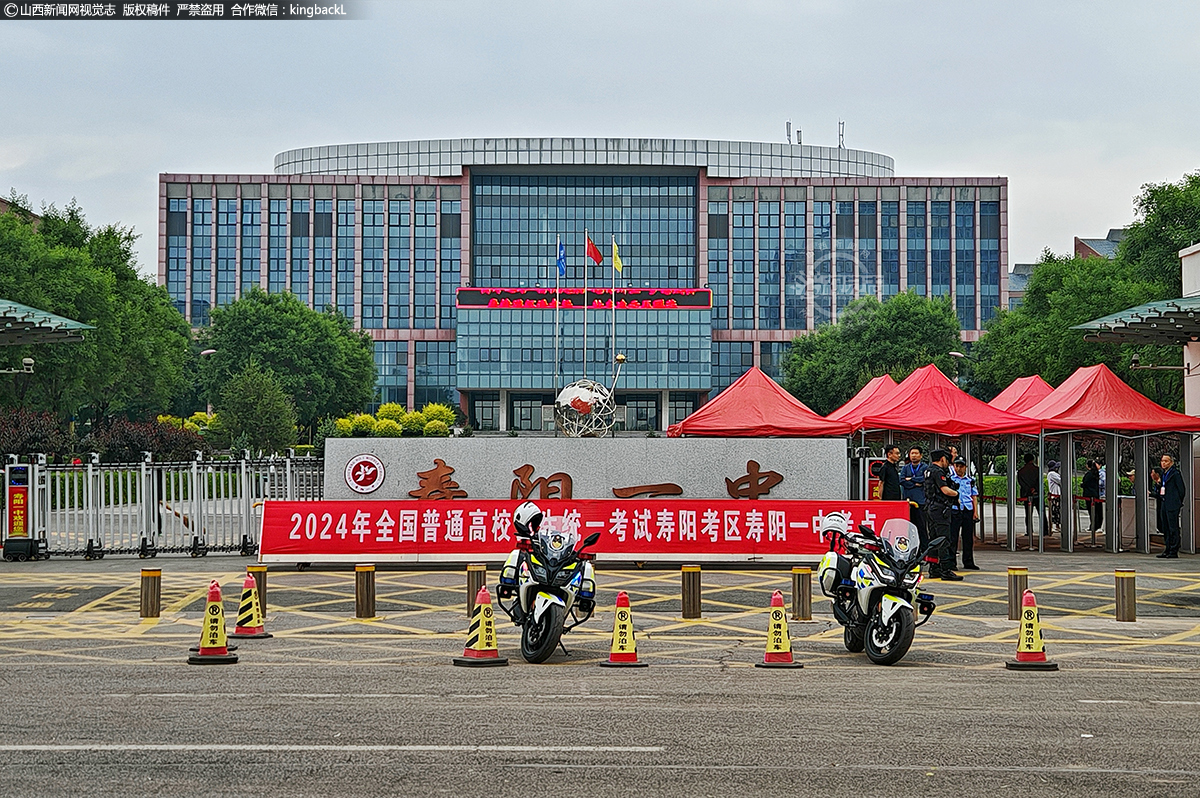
1005,589,1058,671
600,591,648,668
756,590,803,669
229,572,272,639
187,580,238,665
453,586,508,667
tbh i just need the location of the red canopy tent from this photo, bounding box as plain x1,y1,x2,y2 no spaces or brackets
1023,363,1200,432
989,375,1055,415
666,367,852,437
858,364,1042,436
827,374,898,428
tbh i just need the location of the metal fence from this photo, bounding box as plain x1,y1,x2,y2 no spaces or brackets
31,455,323,557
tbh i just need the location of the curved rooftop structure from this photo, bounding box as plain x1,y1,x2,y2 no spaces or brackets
274,137,895,180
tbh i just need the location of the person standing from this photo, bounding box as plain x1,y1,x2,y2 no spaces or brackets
879,445,903,501
1157,454,1186,559
1017,453,1040,542
924,450,962,581
1046,460,1062,535
900,447,928,549
1082,460,1102,533
951,456,979,570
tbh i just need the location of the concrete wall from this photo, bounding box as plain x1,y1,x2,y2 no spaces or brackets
326,437,848,501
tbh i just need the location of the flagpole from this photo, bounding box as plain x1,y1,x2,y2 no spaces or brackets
554,233,561,399
611,234,617,386
578,225,583,379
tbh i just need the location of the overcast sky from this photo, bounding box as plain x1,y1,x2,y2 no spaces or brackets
2,0,1198,276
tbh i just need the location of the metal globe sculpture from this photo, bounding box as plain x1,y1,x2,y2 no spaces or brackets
554,379,616,437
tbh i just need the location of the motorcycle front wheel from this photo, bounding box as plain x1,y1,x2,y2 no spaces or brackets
520,603,565,663
864,607,915,665
843,625,865,653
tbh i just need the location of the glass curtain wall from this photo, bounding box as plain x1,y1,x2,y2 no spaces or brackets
216,199,236,307
191,197,212,325
813,201,832,324
980,201,1001,325
955,200,976,329
361,199,384,329
930,200,951,298
387,198,410,328
858,201,877,300
906,200,926,296
313,199,333,311
881,200,900,298
240,198,261,296
758,200,780,328
783,199,806,329
336,199,356,319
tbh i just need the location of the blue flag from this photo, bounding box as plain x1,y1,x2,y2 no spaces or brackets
556,240,567,277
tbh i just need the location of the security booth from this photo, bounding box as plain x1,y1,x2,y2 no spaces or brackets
4,457,49,562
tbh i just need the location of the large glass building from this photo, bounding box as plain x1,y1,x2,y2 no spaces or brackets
159,138,1007,431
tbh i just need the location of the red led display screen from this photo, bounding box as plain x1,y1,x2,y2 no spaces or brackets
456,287,712,310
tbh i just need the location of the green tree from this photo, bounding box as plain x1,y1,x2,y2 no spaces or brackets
972,251,1176,406
1119,172,1200,296
781,293,961,415
216,361,298,454
0,198,190,421
198,289,376,435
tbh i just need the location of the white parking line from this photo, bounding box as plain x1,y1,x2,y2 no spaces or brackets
10,744,663,754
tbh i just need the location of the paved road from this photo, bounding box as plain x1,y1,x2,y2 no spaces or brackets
2,659,1199,797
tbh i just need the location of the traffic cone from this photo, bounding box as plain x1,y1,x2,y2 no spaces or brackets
756,590,803,669
1005,589,1058,671
453,585,509,667
187,580,238,665
600,591,648,668
229,572,272,639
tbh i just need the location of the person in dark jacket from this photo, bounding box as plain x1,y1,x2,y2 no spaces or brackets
1016,453,1040,541
924,450,962,580
900,447,928,549
1157,454,1186,559
879,445,903,501
1081,460,1102,533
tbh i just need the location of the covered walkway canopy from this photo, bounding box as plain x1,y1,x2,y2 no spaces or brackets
667,366,852,437
858,365,1042,436
989,375,1054,415
1072,296,1200,346
0,299,92,345
827,374,898,428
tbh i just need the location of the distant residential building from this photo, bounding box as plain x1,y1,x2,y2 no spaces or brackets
1008,262,1035,309
1075,228,1125,260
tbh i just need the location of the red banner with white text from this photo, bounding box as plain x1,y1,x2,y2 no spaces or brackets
259,499,909,563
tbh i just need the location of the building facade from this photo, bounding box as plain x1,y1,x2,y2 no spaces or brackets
159,137,1007,431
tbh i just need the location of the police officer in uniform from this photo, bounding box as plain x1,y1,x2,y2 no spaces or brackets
924,449,963,581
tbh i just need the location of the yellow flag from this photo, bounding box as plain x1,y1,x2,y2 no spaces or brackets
612,240,623,273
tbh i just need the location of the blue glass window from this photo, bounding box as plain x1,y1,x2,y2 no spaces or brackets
361,200,384,330
374,340,407,407
268,198,287,294
906,201,926,296
784,201,806,330
471,174,696,289
240,198,261,296
191,198,212,325
758,201,780,329
313,199,333,311
731,201,755,330
216,199,236,308
955,201,976,329
414,200,436,329
813,201,832,325
388,199,410,328
760,341,787,383
440,199,461,329
415,340,457,408
711,341,754,395
336,199,356,319
931,201,951,298
980,201,1001,325
707,201,728,330
881,201,900,299
858,201,877,301
835,201,854,319
290,199,309,303
166,198,187,316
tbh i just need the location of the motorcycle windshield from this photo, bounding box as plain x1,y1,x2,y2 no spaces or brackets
877,518,920,565
536,525,579,565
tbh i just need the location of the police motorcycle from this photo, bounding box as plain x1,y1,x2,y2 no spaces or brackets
817,512,941,665
496,501,601,663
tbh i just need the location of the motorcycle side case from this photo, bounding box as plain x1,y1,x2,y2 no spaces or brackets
818,551,851,597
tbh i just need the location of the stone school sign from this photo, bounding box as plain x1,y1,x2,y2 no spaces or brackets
324,437,848,503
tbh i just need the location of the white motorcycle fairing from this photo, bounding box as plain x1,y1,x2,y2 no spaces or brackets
880,593,913,625
532,591,566,623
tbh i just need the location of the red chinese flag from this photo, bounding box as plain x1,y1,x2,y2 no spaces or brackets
586,236,603,265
